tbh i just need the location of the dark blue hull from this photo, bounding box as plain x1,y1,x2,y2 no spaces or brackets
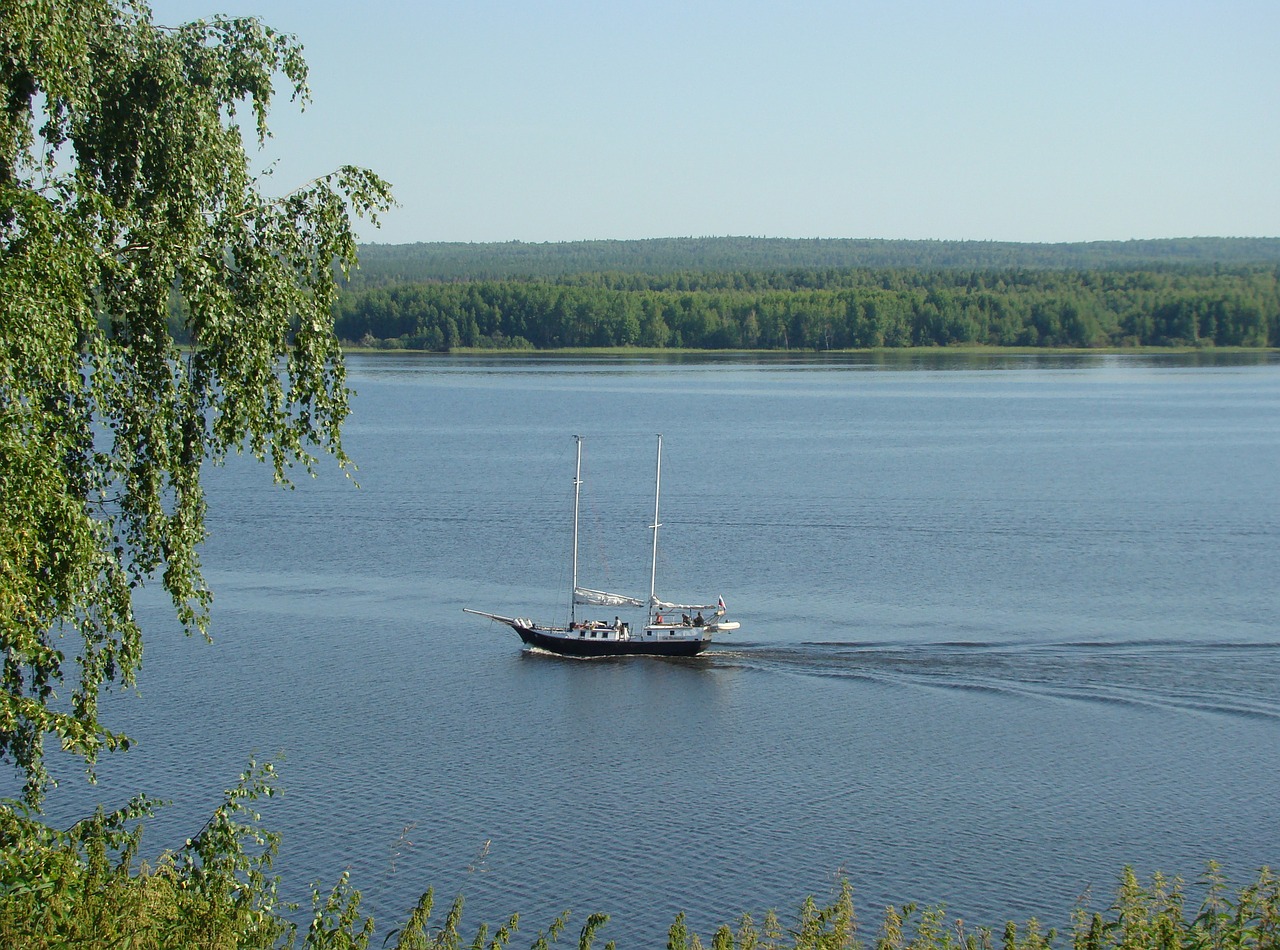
513,621,711,658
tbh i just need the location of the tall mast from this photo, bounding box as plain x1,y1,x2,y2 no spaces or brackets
649,434,662,620
571,435,583,625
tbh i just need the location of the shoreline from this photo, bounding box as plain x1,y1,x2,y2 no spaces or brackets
339,343,1280,356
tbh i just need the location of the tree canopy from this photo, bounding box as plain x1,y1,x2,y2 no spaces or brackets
340,239,1280,353
336,266,1280,351
349,236,1280,285
0,0,392,805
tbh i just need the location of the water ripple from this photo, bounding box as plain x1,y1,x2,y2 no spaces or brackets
709,639,1280,721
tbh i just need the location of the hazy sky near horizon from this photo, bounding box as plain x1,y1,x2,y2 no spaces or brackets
149,0,1278,246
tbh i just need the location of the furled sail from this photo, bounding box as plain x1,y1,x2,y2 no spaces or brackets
650,596,721,612
574,587,646,608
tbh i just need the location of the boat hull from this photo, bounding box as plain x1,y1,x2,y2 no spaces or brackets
513,621,711,658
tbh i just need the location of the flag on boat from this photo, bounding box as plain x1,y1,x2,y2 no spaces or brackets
717,596,726,612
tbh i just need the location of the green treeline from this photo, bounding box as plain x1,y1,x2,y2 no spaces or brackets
335,266,1280,351
350,236,1280,283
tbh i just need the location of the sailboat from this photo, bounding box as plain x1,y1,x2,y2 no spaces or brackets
465,435,738,657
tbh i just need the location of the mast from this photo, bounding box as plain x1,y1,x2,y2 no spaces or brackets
571,435,583,626
649,434,662,622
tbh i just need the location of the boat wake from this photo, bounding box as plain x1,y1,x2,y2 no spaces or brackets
708,638,1280,722
520,644,629,662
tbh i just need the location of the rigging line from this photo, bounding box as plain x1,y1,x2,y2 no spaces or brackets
579,470,624,591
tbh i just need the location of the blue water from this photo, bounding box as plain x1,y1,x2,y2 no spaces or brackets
26,351,1280,945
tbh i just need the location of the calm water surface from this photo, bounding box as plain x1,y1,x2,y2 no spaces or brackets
31,352,1280,945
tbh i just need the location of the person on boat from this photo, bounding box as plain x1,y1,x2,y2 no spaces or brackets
655,612,664,624
694,611,704,626
682,613,690,625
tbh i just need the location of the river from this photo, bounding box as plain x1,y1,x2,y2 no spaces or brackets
29,351,1280,945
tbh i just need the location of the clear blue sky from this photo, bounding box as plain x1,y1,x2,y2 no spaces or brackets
150,0,1278,246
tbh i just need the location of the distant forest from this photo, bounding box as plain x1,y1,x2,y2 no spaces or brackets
335,237,1280,350
349,236,1280,283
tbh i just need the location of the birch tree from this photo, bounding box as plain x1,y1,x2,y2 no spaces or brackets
1,0,392,805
